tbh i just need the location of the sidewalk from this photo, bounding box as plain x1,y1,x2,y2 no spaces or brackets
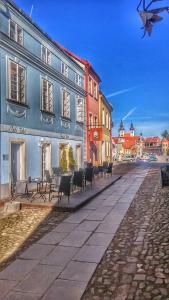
0,166,148,300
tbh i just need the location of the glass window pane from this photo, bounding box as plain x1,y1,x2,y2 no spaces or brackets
18,66,25,103
10,20,16,41
10,62,17,100
17,26,23,45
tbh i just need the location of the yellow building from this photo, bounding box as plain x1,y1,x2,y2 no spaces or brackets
99,91,113,164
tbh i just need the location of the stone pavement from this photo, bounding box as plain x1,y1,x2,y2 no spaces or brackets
82,167,169,300
0,165,147,300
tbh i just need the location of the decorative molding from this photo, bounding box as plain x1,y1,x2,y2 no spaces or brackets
0,124,83,141
7,102,27,118
61,119,71,129
40,112,54,125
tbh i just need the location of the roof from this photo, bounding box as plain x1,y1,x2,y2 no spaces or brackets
99,91,113,112
162,138,169,144
130,122,135,131
123,141,136,150
4,0,83,71
144,137,161,143
55,42,101,82
119,120,125,131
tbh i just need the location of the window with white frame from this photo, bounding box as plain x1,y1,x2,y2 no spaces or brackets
61,62,69,77
9,60,26,103
102,109,105,126
106,113,109,129
93,82,97,98
41,46,51,65
42,79,53,112
89,76,93,94
76,97,84,122
75,73,82,86
109,116,111,130
62,89,70,118
9,20,23,45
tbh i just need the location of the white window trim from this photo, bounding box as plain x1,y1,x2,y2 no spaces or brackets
8,59,26,103
41,78,54,113
93,114,98,128
9,19,23,46
41,45,51,65
102,109,105,126
61,88,71,118
61,62,69,77
76,96,84,123
75,73,82,86
89,76,93,95
93,81,98,99
89,112,93,128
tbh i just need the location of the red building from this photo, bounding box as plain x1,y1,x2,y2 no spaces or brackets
56,44,101,164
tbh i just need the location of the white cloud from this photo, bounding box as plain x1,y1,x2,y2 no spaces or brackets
106,86,139,99
122,107,137,121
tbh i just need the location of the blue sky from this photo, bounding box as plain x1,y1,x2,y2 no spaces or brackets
14,0,169,136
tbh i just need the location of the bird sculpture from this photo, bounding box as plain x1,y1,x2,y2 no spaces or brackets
137,0,169,37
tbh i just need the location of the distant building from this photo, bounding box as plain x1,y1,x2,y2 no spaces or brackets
112,121,143,161
143,137,169,156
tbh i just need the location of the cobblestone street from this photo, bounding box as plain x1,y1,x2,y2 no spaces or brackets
82,167,169,300
0,209,68,271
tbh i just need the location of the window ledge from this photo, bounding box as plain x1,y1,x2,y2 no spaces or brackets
76,121,84,125
61,116,71,122
7,98,29,108
40,110,55,117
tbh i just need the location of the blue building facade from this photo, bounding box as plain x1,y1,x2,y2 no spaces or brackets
0,0,85,198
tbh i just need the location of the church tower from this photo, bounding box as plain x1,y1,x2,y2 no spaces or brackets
118,120,125,137
130,121,135,137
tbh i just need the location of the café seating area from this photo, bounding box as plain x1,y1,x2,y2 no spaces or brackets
10,162,114,204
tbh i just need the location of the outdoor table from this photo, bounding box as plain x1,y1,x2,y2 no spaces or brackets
29,178,49,201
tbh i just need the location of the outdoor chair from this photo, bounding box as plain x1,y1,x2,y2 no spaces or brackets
52,167,62,176
161,167,169,187
103,161,109,172
98,165,104,176
106,163,113,176
84,167,94,187
49,175,72,202
11,180,28,201
44,170,52,183
73,171,84,190
93,166,99,177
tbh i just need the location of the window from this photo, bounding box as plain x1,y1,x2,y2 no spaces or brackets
109,116,111,130
89,113,93,128
61,62,68,77
42,46,51,65
9,20,23,45
106,113,109,129
62,90,70,118
75,73,82,86
76,97,84,122
102,109,105,126
93,82,97,98
94,116,98,127
89,77,93,94
9,60,25,103
42,79,53,112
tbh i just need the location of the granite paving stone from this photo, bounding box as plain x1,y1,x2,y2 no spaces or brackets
75,221,100,232
86,232,113,247
0,280,18,300
64,211,92,224
86,211,108,221
14,264,62,294
41,279,87,300
19,243,54,260
0,259,38,281
73,245,107,263
37,231,68,245
53,222,77,233
5,291,41,300
59,230,92,247
96,221,119,234
59,261,97,281
41,246,78,267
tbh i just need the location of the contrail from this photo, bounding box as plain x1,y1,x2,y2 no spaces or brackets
106,86,139,99
122,107,137,121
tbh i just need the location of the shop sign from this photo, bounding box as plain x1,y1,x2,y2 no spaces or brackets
89,128,102,141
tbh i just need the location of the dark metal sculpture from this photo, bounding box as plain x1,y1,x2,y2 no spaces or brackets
137,0,169,37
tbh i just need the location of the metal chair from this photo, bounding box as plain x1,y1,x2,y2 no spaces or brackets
161,167,169,187
49,175,72,202
106,162,113,176
84,167,94,187
11,180,28,201
73,171,84,190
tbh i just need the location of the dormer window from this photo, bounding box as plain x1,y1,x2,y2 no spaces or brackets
61,62,69,77
9,20,23,45
75,73,82,86
41,46,51,65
